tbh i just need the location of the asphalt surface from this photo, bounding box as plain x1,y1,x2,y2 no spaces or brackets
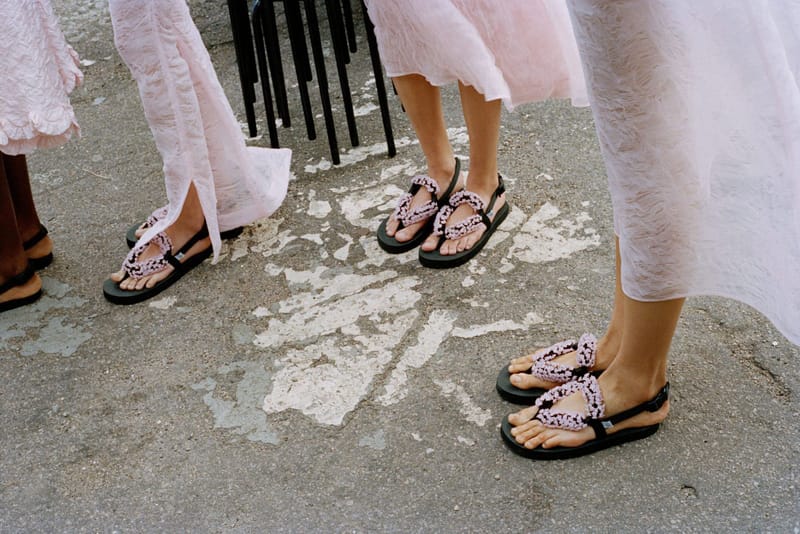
2,1,799,532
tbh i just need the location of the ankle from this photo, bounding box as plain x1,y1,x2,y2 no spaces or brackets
465,172,500,199
600,366,667,405
427,159,457,185
596,330,621,366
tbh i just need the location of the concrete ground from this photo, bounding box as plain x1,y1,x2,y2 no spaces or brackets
2,1,799,532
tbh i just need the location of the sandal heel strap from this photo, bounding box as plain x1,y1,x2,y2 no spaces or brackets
587,383,670,439
165,225,210,272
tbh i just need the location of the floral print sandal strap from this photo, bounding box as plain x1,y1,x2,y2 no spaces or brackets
528,333,598,383
393,175,441,227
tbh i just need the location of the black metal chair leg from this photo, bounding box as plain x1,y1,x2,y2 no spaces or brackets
252,1,280,147
227,0,258,137
326,0,359,147
342,0,358,54
262,0,291,126
304,0,340,163
361,0,395,157
284,0,317,140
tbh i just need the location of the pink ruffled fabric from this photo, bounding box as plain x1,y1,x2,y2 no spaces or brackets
0,0,82,155
109,0,291,260
364,0,587,108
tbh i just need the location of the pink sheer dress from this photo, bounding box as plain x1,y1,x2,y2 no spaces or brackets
0,0,82,155
567,0,800,344
108,0,291,260
364,0,587,107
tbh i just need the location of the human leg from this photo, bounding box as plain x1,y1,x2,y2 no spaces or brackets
504,238,682,457
380,74,460,246
105,0,217,300
418,83,508,265
0,154,42,311
3,154,53,268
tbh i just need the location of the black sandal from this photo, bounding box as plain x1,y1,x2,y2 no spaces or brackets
126,207,242,248
104,225,212,305
501,376,669,460
23,224,53,270
376,157,462,254
0,264,42,313
418,174,510,269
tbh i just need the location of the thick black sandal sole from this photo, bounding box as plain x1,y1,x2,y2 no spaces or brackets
0,288,43,313
125,223,243,249
419,202,510,269
102,247,212,305
500,417,661,460
496,368,547,405
376,217,434,254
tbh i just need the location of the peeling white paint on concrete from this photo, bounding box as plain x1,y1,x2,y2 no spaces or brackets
434,379,492,427
377,310,458,406
333,233,354,261
192,361,278,444
20,317,92,357
254,276,420,349
452,312,544,339
149,296,177,310
462,276,475,288
0,278,90,357
262,310,418,426
353,103,379,117
308,200,332,219
300,233,324,245
304,137,416,174
507,202,601,264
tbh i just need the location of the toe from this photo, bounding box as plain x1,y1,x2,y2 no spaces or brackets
508,405,539,427
509,373,548,390
420,234,439,252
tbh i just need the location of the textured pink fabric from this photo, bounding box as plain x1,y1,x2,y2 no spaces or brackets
0,0,82,155
109,0,291,261
364,0,587,108
568,0,800,345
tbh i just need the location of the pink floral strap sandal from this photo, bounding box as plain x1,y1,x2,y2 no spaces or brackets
501,375,670,460
377,157,461,254
418,174,510,269
104,225,212,305
496,334,601,404
126,206,242,248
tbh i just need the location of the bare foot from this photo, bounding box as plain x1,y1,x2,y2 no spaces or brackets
386,160,462,243
420,178,506,254
110,222,209,291
507,373,669,451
